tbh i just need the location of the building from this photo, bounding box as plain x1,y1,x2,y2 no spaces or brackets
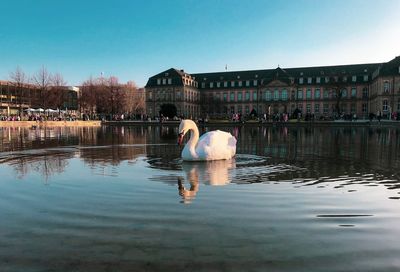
145,56,400,119
0,80,79,116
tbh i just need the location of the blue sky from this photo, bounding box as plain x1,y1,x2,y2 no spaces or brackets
0,0,399,87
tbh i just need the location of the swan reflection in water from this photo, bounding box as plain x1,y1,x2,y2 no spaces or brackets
178,159,236,203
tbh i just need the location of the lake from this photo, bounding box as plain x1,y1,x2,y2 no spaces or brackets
0,124,400,272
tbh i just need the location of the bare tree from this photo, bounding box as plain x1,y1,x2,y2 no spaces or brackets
49,73,67,112
32,66,52,109
325,73,348,116
80,77,98,117
9,66,28,117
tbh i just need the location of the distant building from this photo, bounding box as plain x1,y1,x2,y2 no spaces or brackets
145,56,400,119
0,81,79,115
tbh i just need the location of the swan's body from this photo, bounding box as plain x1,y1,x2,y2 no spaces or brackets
178,119,236,161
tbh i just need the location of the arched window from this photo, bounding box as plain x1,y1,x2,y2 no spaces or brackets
281,89,288,100
265,90,271,101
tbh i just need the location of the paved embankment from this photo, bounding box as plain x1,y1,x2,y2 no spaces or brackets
0,121,101,127
102,120,400,127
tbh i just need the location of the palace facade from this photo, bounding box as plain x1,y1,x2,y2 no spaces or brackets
145,56,400,119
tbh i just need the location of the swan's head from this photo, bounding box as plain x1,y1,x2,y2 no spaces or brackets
177,119,193,145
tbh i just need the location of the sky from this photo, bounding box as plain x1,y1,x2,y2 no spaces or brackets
0,0,399,87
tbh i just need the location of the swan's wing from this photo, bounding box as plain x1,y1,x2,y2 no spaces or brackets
197,130,237,160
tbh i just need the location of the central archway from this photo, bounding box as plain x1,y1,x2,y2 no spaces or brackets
159,103,177,118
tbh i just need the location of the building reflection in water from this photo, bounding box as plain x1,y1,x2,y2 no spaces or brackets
0,125,400,188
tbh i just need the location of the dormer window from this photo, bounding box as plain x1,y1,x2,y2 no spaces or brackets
165,72,169,76
352,75,357,82
363,75,368,81
157,78,161,85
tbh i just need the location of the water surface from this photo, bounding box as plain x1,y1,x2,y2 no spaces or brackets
0,125,400,271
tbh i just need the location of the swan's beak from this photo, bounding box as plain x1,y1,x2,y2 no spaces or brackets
177,132,184,146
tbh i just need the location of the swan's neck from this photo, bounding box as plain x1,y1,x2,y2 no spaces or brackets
187,123,199,151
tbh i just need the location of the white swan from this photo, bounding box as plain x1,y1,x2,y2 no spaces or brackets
177,119,237,161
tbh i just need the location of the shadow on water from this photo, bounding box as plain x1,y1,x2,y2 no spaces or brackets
1,125,400,198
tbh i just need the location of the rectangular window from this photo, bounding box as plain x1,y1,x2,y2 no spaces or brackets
245,91,250,101
362,103,368,113
306,89,312,99
210,82,214,88
343,76,347,82
238,81,242,87
157,79,161,85
167,78,172,84
297,89,303,99
315,88,321,99
325,77,329,83
223,93,227,102
299,78,304,84
316,77,321,84
201,82,205,88
307,77,312,84
315,104,320,113
384,81,390,92
363,75,368,81
253,80,257,86
362,87,368,98
324,89,329,98
306,104,311,113
383,99,389,111
246,80,250,87
162,78,166,84
238,92,242,101
323,103,329,114
231,81,235,87
217,82,220,88
351,87,357,98
230,92,235,101
245,105,249,114
352,75,357,82
253,91,257,101
398,98,400,111
224,81,228,87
